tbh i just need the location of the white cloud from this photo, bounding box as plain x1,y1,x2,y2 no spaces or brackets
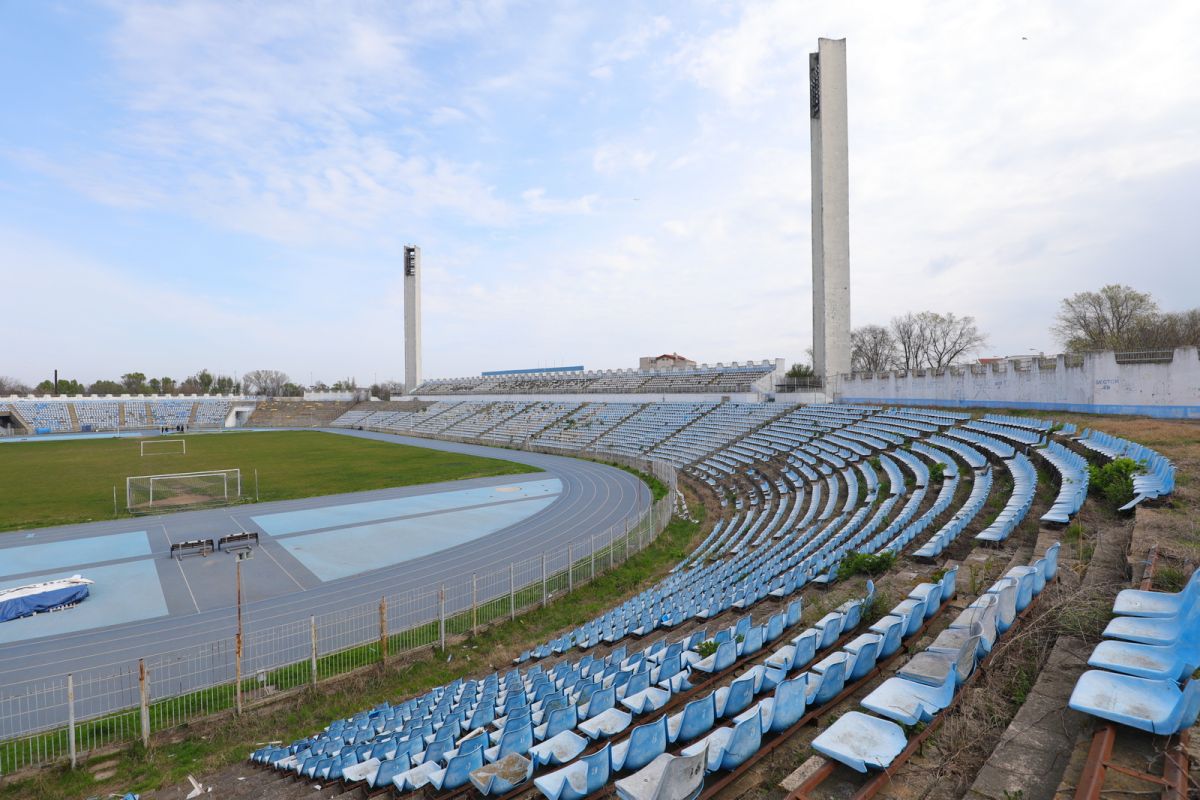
592,143,657,175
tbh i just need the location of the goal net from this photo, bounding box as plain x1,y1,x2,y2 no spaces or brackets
140,439,187,457
126,469,241,512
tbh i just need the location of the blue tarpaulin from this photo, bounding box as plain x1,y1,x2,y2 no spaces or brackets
0,583,91,623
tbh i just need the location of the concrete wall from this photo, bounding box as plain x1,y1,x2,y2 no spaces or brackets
836,348,1200,418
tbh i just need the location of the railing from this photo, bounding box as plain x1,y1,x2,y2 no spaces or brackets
0,455,678,774
1112,349,1176,364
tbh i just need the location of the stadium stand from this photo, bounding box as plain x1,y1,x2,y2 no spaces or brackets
244,395,1189,797
412,362,780,395
13,401,72,432
247,399,354,428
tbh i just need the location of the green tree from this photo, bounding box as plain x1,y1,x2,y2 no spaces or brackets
1053,285,1158,351
121,372,148,393
88,380,125,394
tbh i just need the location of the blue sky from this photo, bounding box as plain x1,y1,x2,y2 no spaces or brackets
2,1,1198,387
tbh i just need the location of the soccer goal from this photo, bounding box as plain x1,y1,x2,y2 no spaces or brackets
126,469,241,512
140,438,186,457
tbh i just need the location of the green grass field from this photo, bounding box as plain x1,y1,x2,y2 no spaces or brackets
0,431,539,532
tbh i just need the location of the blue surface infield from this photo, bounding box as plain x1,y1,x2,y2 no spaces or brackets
279,495,560,582
252,478,563,536
0,560,168,644
0,531,151,579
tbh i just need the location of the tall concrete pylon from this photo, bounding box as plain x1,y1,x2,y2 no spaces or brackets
809,37,851,388
403,244,422,394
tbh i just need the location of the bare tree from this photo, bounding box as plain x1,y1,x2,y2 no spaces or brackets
0,376,30,394
890,313,929,370
243,369,291,396
922,312,988,369
1052,284,1159,351
851,325,899,372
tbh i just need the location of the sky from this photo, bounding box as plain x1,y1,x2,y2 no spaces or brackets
1,1,1198,387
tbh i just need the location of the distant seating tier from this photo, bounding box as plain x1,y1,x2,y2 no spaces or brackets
412,362,779,396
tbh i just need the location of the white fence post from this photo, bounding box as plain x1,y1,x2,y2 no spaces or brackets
541,552,548,607
67,673,77,769
439,585,446,651
510,563,516,620
472,573,478,635
138,659,150,748
310,615,318,687
568,544,574,592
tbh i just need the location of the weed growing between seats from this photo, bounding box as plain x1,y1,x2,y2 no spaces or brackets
0,499,706,800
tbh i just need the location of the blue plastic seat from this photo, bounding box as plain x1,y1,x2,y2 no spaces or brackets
614,749,706,800
529,730,588,767
612,716,668,772
1068,672,1200,734
667,692,717,743
534,744,612,800
683,706,762,772
1103,606,1197,646
470,752,534,795
767,674,809,732
861,668,956,726
811,711,906,773
1112,569,1199,618
1087,638,1198,682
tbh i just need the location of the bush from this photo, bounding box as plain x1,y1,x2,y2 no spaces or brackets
836,550,896,581
930,462,946,482
695,639,718,659
1088,457,1140,509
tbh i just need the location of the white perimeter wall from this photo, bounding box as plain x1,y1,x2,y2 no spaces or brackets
835,348,1200,419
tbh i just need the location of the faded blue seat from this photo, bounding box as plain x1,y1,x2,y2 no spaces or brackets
715,675,756,718
534,743,611,800
692,640,736,673
766,674,809,732
986,578,1018,633
1088,638,1198,682
470,752,533,795
614,748,706,800
1068,672,1200,734
806,657,847,707
861,668,956,726
1103,606,1197,646
667,692,717,743
529,730,588,767
811,711,906,773
1112,569,1199,618
612,716,668,772
890,599,926,637
683,706,762,772
868,616,906,658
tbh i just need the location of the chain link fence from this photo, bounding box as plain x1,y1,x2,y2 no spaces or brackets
0,455,677,775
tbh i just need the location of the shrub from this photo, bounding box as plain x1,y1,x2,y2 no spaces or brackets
1088,457,1140,509
836,550,896,581
695,639,718,659
930,462,946,482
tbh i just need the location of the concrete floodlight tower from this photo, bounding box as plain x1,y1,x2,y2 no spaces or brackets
403,245,422,394
809,37,851,389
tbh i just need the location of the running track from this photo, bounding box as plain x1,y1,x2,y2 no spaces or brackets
0,429,649,721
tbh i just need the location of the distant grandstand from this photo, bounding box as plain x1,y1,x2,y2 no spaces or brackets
413,359,785,396
0,397,248,435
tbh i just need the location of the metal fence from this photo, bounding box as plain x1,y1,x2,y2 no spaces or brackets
0,456,677,774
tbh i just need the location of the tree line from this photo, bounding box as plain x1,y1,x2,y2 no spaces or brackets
827,284,1198,376
0,370,405,399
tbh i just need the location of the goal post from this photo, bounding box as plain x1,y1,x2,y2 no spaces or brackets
126,469,241,512
140,438,187,457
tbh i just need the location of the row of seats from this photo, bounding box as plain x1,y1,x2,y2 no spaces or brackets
9,399,231,432
1069,568,1200,733
813,545,1060,772
1075,428,1176,510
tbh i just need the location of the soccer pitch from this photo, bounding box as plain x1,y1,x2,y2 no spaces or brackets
0,431,539,532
